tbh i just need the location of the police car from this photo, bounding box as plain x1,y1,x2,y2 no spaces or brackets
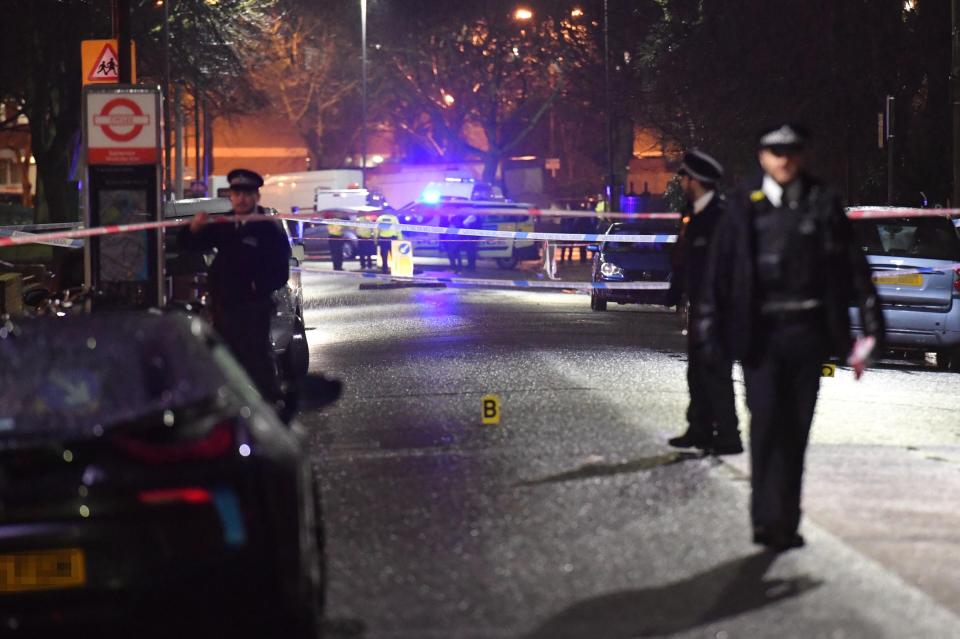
398,179,539,269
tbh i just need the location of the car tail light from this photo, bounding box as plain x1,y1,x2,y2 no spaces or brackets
138,487,213,505
113,420,235,465
954,267,960,294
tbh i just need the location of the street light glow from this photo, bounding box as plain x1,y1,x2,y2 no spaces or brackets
571,7,584,18
442,92,455,106
514,7,533,21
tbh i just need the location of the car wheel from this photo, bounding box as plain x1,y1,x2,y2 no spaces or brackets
590,291,607,311
942,349,960,373
496,255,518,269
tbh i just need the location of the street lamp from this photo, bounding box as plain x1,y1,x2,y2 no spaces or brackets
361,0,367,187
603,0,615,211
514,7,533,21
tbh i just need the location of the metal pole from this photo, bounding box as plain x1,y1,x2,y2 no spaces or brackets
203,98,213,186
194,88,201,187
361,0,368,187
886,95,895,205
117,0,132,84
952,0,960,207
604,0,615,211
163,0,173,197
175,85,184,199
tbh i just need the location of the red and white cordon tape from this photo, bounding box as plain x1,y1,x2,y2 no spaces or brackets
1,206,958,249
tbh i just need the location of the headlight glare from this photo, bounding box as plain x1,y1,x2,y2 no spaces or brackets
600,262,623,277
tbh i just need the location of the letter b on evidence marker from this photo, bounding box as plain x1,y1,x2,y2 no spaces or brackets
482,395,501,425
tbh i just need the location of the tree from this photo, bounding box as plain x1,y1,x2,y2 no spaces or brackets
380,5,598,183
629,0,951,204
0,0,275,223
249,6,360,169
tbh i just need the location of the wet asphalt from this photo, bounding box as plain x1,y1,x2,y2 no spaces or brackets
296,261,960,639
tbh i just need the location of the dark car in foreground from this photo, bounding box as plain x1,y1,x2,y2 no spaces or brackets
850,214,960,370
0,312,323,637
587,222,677,311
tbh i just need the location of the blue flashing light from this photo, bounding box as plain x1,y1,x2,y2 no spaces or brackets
422,188,442,204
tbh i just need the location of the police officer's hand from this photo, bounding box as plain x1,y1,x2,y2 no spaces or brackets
190,212,209,233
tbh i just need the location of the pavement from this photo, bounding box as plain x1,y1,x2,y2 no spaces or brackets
297,263,960,638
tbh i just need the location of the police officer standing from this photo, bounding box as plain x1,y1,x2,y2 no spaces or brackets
374,210,401,273
697,124,884,551
666,149,742,455
327,215,345,271
179,168,291,405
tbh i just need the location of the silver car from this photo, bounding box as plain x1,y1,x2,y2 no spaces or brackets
849,214,960,370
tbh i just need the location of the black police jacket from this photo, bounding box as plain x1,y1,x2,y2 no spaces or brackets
695,173,884,363
668,193,726,312
179,206,291,308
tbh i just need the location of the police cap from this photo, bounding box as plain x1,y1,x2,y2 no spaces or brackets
678,149,724,185
226,168,264,192
758,123,809,151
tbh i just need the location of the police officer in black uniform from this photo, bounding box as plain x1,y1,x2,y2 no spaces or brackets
697,124,884,551
666,149,742,455
179,168,291,405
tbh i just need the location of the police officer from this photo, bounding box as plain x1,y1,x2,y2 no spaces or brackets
327,215,345,271
697,124,884,551
355,218,375,270
461,211,480,271
666,149,742,455
374,210,401,273
179,168,291,404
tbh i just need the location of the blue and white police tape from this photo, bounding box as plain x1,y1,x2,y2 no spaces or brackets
283,217,677,244
295,264,671,292
0,227,84,249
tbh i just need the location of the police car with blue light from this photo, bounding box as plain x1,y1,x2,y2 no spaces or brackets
398,178,539,269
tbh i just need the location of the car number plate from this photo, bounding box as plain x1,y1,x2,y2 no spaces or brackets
873,273,922,286
0,548,86,593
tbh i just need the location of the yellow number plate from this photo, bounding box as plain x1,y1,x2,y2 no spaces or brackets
0,548,86,593
873,273,922,286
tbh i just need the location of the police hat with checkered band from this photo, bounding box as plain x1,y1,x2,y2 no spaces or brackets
758,123,809,151
678,149,724,185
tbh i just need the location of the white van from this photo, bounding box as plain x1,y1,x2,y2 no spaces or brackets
260,169,363,214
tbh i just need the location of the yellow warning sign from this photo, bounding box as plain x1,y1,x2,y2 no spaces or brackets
82,39,137,86
481,394,501,425
821,363,837,378
392,240,414,277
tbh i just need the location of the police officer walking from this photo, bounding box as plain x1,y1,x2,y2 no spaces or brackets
666,149,742,455
179,168,291,405
697,124,884,551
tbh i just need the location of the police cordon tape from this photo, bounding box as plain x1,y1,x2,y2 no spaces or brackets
293,263,671,292
279,216,678,244
2,205,958,251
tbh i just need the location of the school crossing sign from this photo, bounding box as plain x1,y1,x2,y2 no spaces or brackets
81,40,137,86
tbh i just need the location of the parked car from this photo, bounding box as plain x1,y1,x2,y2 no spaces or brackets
586,221,677,311
849,214,960,370
0,312,323,637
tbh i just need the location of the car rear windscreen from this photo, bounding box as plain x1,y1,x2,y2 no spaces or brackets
0,315,227,438
604,224,676,253
852,217,960,261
